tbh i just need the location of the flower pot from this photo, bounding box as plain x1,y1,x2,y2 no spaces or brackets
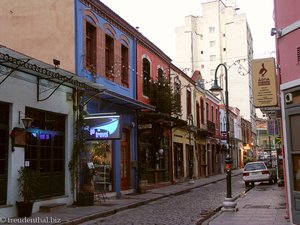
138,180,148,193
16,201,33,217
77,192,94,206
82,183,94,193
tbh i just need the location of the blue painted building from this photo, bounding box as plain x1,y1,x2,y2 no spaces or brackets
74,0,154,196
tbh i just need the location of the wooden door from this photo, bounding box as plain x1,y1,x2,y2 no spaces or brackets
120,129,130,190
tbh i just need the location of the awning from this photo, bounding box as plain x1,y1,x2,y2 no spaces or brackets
138,111,187,127
0,45,105,93
100,90,155,111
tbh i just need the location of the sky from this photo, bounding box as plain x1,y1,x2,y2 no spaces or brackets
100,0,276,61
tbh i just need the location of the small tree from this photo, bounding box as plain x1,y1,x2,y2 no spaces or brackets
150,76,181,115
17,167,40,203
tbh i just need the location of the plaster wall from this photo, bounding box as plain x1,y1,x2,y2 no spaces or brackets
277,31,300,84
0,0,75,72
0,71,74,217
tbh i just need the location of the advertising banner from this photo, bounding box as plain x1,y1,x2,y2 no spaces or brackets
251,58,278,107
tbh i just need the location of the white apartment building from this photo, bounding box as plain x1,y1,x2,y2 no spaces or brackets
175,0,255,136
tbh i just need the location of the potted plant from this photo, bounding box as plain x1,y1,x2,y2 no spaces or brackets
16,167,40,217
78,162,95,206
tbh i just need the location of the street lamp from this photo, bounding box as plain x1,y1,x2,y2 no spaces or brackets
210,63,237,211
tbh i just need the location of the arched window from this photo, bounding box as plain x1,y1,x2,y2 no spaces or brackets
86,22,96,69
121,44,129,87
142,58,150,96
196,101,200,127
174,77,181,111
186,87,192,116
200,98,204,125
157,68,163,80
105,34,114,80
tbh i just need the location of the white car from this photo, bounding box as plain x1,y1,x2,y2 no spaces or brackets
243,161,277,187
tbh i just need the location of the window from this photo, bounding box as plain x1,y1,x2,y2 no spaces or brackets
157,68,163,80
210,69,215,81
209,26,215,33
206,103,209,122
200,98,204,125
186,88,191,116
25,107,65,198
211,105,214,122
209,41,215,47
174,79,181,110
121,45,129,87
86,22,96,69
142,58,150,96
196,102,200,127
105,34,114,80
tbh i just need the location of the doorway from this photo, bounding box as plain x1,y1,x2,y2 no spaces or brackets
174,143,183,179
120,128,130,190
25,108,65,198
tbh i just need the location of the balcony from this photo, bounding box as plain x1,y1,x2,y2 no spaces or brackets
207,120,215,134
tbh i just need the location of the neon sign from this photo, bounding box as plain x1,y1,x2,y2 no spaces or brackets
83,115,121,140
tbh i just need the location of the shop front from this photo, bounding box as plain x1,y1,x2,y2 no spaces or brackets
0,46,82,217
81,92,155,198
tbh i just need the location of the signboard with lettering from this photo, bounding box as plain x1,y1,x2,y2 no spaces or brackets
251,58,278,107
267,119,279,136
83,115,121,140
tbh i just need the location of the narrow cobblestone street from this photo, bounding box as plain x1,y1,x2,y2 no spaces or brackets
81,174,245,225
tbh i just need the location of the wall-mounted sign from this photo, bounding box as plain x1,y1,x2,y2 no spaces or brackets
138,124,152,129
251,58,278,107
83,115,121,140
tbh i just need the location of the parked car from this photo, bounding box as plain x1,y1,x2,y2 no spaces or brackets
243,161,277,187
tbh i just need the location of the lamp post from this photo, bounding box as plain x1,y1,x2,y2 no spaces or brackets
210,63,237,211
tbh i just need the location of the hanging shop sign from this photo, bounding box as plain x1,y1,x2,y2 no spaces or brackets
83,115,121,140
251,57,278,107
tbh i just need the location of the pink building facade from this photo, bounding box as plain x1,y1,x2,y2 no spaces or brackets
274,0,300,223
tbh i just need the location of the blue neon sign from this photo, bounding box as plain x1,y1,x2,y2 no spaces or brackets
83,115,121,140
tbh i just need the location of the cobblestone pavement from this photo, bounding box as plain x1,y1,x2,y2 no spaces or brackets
80,174,245,225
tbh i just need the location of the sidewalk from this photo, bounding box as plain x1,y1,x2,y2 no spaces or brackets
4,169,289,225
203,184,290,225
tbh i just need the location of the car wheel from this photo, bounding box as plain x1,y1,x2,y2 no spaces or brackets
245,182,250,187
269,179,273,185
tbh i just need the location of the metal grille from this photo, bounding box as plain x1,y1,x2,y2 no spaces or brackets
297,47,300,64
